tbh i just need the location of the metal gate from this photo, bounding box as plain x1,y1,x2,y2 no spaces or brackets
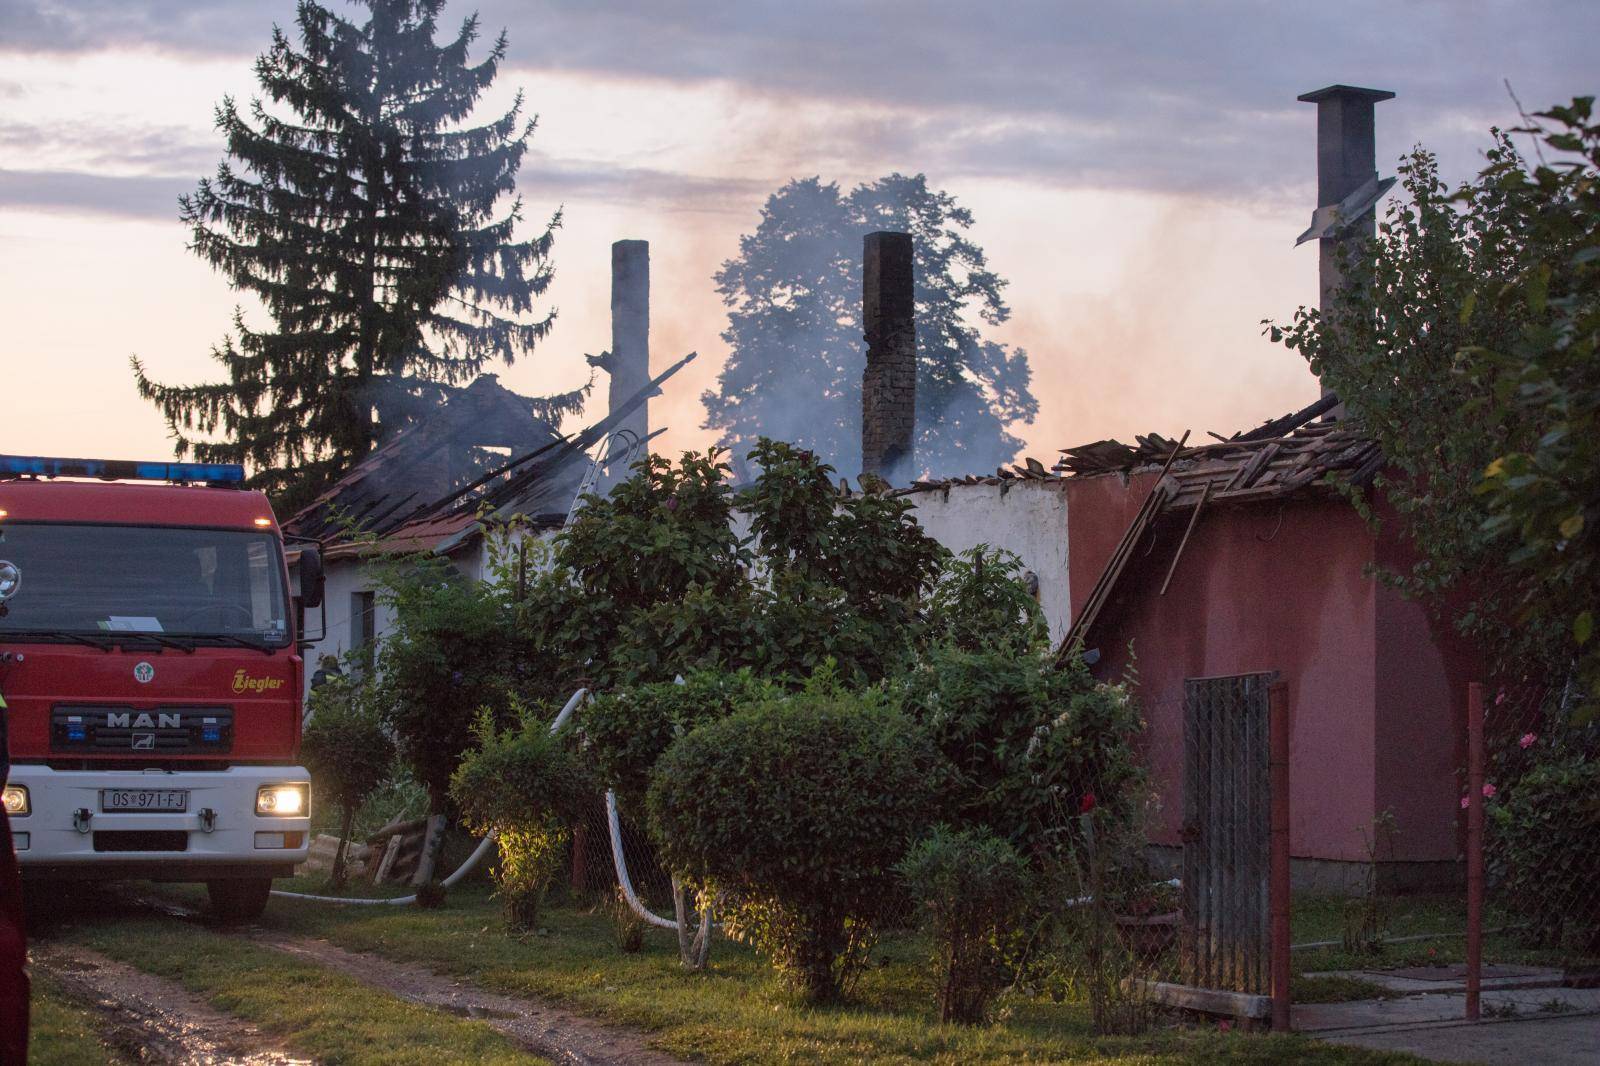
1181,672,1275,995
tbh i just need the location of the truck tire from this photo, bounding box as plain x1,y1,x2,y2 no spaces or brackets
206,877,272,923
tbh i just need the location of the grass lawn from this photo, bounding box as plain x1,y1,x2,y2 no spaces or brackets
51,915,549,1066
121,879,1440,1066
1291,894,1590,975
28,973,126,1066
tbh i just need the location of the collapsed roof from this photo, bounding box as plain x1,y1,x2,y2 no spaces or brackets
284,353,697,556
900,393,1381,504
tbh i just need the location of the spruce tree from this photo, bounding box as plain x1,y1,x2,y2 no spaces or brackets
703,173,1037,480
134,0,573,512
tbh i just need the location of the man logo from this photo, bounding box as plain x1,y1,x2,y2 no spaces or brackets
131,733,156,750
106,712,180,729
133,661,155,684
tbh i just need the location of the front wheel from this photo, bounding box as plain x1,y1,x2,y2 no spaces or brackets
206,877,272,923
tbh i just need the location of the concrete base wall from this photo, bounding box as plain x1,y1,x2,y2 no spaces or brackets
1146,845,1463,897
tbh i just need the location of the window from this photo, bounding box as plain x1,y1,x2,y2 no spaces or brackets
0,522,289,646
351,590,376,671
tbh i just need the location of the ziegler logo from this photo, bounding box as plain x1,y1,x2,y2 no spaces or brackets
232,669,286,695
108,712,181,729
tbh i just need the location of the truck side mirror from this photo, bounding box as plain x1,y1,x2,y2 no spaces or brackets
298,547,325,609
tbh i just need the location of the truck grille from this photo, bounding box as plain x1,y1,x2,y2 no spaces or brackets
51,705,234,754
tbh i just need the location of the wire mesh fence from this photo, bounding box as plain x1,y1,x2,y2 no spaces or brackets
1019,679,1287,1030
565,790,675,919
1282,680,1600,1028
541,671,1600,1029
571,680,1290,1022
1179,675,1274,998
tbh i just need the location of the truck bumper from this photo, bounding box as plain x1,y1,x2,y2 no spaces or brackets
8,764,311,880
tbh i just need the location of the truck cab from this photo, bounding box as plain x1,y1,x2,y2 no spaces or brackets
0,455,318,920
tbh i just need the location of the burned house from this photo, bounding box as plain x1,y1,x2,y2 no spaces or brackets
287,240,694,689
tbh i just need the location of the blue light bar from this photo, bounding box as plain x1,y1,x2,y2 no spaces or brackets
0,454,246,485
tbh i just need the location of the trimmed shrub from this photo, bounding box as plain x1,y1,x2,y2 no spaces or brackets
899,826,1030,1024
580,670,776,813
1487,753,1600,951
301,675,395,888
451,704,592,931
647,688,946,1002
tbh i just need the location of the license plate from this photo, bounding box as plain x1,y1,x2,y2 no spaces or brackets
101,789,188,813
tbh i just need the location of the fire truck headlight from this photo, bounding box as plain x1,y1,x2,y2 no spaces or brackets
2,785,29,817
256,784,308,817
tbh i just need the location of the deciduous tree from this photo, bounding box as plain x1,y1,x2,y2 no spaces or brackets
704,175,1037,481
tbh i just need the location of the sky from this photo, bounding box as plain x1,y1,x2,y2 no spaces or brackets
2,1,1596,474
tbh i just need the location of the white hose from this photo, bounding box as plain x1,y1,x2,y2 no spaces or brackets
600,673,704,933
272,687,589,906
605,789,681,929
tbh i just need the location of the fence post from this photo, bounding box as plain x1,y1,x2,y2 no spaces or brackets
1466,681,1484,1022
1269,680,1291,1031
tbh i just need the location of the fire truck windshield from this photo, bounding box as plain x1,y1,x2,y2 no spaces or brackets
0,522,289,647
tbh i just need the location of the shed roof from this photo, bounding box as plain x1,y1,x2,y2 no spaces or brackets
897,393,1380,508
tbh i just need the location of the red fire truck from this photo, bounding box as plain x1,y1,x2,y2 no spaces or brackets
0,454,320,921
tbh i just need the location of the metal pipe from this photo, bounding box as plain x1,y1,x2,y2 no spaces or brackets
1466,681,1485,1021
1269,679,1291,1032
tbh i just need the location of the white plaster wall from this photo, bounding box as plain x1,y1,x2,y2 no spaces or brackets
903,481,1072,646
294,557,397,700
288,485,1071,701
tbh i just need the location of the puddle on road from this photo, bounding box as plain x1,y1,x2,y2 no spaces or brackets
33,943,312,1066
438,1001,520,1020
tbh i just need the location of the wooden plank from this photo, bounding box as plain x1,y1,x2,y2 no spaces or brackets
1128,979,1272,1021
1159,482,1211,596
1055,431,1190,661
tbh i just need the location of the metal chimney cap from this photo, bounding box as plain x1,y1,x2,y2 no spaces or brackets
1297,85,1395,104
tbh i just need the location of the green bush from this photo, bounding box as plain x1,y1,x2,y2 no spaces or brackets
579,670,776,813
450,704,592,931
301,675,395,887
899,826,1030,1024
524,440,948,691
924,546,1048,655
647,687,946,1002
1487,753,1600,951
897,647,1145,862
378,572,526,812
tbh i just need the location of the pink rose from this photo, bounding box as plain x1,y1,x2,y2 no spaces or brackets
1482,783,1496,799
1520,732,1537,749
1461,795,1471,809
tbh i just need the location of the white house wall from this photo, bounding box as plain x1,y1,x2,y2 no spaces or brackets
903,481,1072,646
290,482,1073,701
295,556,396,701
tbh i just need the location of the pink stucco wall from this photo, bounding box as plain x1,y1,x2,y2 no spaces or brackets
1063,475,1472,864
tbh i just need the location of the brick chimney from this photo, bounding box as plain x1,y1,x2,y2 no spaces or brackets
608,239,650,444
1298,84,1394,405
860,231,916,483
